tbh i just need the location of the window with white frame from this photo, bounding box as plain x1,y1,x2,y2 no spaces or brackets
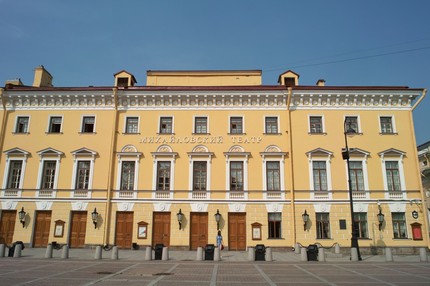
268,212,282,239
349,161,365,191
15,116,29,133
75,161,90,189
194,116,208,134
379,116,395,134
260,146,287,197
2,148,29,193
309,116,323,134
193,161,207,191
120,161,136,190
345,116,359,133
306,148,333,197
36,148,63,191
354,212,368,239
313,161,328,191
230,116,243,134
6,160,23,189
265,116,279,134
151,145,177,197
266,161,280,191
157,161,171,191
392,212,407,238
81,116,95,133
385,161,401,191
41,161,57,189
187,145,213,197
48,116,63,133
125,117,139,134
230,161,244,191
379,149,406,197
159,117,173,134
316,213,330,239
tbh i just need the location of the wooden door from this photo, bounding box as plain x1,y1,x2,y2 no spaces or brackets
190,212,208,250
228,213,246,251
33,211,51,247
69,211,87,248
152,212,171,247
0,210,16,245
115,212,133,249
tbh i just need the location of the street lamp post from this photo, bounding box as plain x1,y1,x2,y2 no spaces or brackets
342,118,362,261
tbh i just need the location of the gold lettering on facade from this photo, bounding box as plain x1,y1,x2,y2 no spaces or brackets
139,136,263,144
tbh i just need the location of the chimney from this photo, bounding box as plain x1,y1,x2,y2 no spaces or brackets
5,78,24,86
33,65,53,87
316,79,326,86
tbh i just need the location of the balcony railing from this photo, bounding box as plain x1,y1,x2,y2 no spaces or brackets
229,191,246,200
73,189,90,198
314,191,329,200
38,189,55,198
191,190,208,199
117,190,135,199
266,191,283,200
3,189,20,197
155,190,171,199
352,191,367,200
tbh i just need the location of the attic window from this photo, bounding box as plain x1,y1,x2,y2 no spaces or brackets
284,77,295,87
117,77,128,87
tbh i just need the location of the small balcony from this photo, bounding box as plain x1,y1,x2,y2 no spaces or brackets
191,190,208,199
313,191,330,200
117,190,135,199
154,190,171,199
265,190,284,200
73,189,90,198
228,190,247,200
37,189,55,198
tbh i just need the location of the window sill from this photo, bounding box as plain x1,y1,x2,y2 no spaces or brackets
315,238,333,240
12,132,30,135
157,133,175,135
380,132,398,135
392,237,409,240
122,132,141,135
78,132,97,134
228,133,246,135
308,132,327,135
192,133,211,135
45,132,63,135
267,238,285,240
263,133,282,135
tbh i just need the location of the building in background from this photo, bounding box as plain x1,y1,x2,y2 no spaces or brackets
418,141,430,234
0,66,428,253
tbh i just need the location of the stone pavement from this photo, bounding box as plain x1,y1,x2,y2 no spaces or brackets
0,248,430,285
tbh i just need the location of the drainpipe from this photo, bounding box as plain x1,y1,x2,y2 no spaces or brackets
412,88,427,111
0,88,7,160
285,87,297,245
103,87,119,246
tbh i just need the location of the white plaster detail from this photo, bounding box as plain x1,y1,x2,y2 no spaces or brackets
36,201,53,210
190,203,208,212
388,203,406,213
71,201,89,211
313,204,331,213
1,201,17,210
265,203,283,213
117,202,134,211
153,203,171,212
354,203,368,212
228,203,246,212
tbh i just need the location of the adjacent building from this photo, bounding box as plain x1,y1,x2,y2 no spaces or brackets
0,66,428,253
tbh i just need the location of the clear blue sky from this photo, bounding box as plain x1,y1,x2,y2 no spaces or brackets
1,0,429,145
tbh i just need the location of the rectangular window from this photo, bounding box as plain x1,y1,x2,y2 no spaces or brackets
193,161,207,191
392,212,407,238
268,212,282,239
160,117,173,134
345,116,359,133
75,161,90,190
385,161,401,191
316,213,330,239
310,116,323,133
349,161,364,191
82,116,95,133
265,117,278,134
120,161,135,190
7,160,23,189
230,117,243,134
313,161,327,191
49,116,62,133
15,116,29,133
354,213,368,238
125,117,139,134
41,161,56,189
380,116,393,134
194,117,208,134
230,161,243,191
266,162,280,191
157,161,171,191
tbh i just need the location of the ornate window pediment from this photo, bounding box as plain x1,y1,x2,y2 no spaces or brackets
37,147,64,158
3,147,30,160
306,148,333,160
378,148,406,160
71,148,98,160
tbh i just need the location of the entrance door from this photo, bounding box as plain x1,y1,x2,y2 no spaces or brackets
69,211,87,248
0,210,16,244
190,212,208,250
115,212,133,249
152,212,171,247
228,213,246,250
33,211,51,247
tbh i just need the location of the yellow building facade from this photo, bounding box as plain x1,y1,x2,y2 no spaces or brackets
0,66,428,253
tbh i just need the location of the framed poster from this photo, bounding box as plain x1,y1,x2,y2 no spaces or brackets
137,221,148,239
251,222,262,240
54,220,65,238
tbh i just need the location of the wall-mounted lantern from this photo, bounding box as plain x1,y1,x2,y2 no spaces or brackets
412,210,419,219
302,210,309,231
377,209,385,231
177,209,184,230
91,208,98,229
18,207,26,228
214,209,222,230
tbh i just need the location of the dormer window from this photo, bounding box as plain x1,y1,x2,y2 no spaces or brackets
117,77,128,87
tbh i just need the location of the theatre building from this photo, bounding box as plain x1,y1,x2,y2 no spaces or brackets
0,66,428,253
